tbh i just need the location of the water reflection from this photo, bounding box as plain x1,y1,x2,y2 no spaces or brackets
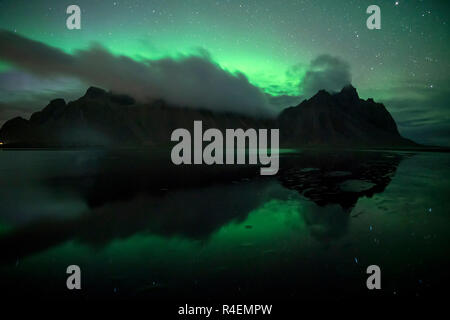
0,149,409,266
279,151,404,209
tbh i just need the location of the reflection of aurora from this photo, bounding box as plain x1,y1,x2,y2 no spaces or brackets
0,149,406,265
0,150,449,300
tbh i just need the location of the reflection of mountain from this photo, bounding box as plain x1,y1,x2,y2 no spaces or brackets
0,85,417,148
279,150,405,209
0,150,407,265
301,203,350,242
0,180,270,265
0,152,268,264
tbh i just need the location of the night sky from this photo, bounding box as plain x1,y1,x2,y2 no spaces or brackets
0,0,448,145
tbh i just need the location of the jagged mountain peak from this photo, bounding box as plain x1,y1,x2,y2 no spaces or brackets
0,85,417,148
84,86,108,99
312,89,332,98
339,84,358,94
336,84,359,100
307,85,358,103
278,85,416,147
82,86,136,106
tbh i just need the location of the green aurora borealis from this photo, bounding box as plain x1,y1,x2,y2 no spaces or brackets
0,0,449,145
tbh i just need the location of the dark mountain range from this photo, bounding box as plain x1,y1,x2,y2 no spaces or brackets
0,85,417,148
0,87,270,147
278,85,416,147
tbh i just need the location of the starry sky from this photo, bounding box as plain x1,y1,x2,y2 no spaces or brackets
0,0,448,145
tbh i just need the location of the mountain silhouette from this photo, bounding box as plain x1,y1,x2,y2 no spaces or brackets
0,85,417,148
278,85,416,147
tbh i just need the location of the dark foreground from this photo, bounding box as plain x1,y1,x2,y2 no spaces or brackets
0,148,449,303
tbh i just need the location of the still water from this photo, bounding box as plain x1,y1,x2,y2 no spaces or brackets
0,149,449,300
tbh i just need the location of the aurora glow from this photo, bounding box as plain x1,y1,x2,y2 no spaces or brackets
0,0,449,145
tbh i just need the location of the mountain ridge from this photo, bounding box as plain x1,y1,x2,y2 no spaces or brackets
278,85,416,147
0,85,419,148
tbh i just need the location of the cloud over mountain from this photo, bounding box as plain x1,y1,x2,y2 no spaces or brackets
0,30,273,117
301,55,352,98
